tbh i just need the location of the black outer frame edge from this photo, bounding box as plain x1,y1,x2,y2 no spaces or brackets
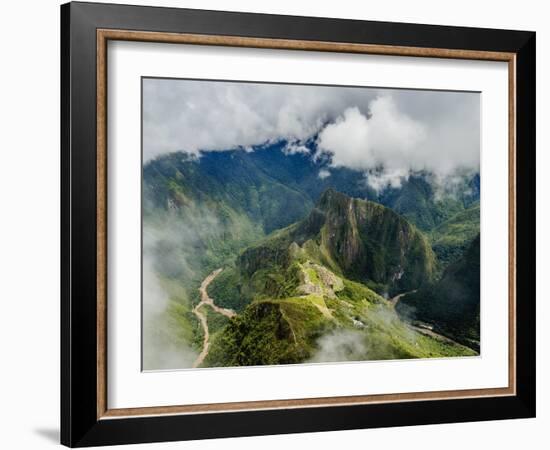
78,396,533,447
60,2,71,447
514,33,536,415
62,2,100,446
60,1,536,447
66,1,534,51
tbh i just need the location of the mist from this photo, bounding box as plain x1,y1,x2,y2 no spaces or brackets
142,204,228,370
142,251,198,370
308,330,369,363
317,96,479,191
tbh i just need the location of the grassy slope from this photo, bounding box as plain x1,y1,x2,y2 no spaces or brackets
238,189,437,297
204,255,475,367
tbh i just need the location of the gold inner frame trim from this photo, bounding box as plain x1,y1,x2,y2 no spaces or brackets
96,28,517,420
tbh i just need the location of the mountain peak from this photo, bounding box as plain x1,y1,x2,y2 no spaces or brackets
317,188,385,218
241,187,437,294
317,187,351,211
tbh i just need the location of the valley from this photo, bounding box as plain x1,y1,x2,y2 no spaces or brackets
142,143,481,369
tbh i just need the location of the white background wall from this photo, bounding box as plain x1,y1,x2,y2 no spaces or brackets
0,0,546,448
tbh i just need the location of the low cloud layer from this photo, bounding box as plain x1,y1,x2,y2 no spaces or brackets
143,79,376,159
308,330,369,363
142,253,198,370
143,79,479,190
142,207,226,370
318,100,426,173
142,266,198,370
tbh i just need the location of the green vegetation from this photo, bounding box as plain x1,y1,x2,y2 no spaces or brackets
238,189,436,296
142,144,480,368
338,279,385,305
205,302,312,366
205,256,475,366
397,234,480,350
380,173,480,232
142,275,203,370
204,201,476,366
206,266,251,312
430,202,480,267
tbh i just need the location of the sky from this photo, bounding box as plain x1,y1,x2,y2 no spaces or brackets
143,78,480,190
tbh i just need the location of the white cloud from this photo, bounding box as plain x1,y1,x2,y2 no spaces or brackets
308,330,368,363
366,167,410,191
283,142,311,155
143,79,480,190
318,169,331,179
316,96,479,191
317,99,426,170
143,79,375,160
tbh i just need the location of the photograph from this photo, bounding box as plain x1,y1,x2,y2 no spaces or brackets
142,78,481,370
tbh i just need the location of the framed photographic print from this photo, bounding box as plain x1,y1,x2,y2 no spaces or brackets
60,1,536,447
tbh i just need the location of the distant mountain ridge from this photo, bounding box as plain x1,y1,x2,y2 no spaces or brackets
144,139,479,234
430,202,480,267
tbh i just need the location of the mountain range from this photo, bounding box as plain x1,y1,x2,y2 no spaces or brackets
142,140,481,368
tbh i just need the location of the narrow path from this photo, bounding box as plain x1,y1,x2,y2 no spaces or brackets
389,289,417,307
192,305,210,369
192,268,236,368
409,323,464,347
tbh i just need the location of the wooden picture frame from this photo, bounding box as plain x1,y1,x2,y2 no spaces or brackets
61,1,535,447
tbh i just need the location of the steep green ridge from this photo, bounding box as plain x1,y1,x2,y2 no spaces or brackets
202,190,475,367
238,189,436,296
205,245,475,367
430,202,480,267
396,234,480,350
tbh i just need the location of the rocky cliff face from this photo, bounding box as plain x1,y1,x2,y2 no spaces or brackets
317,189,435,292
238,189,436,295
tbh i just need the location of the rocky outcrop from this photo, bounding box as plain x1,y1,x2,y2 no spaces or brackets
238,189,436,295
316,189,436,293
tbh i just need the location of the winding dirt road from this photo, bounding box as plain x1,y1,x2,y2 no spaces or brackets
192,268,236,368
389,289,417,307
